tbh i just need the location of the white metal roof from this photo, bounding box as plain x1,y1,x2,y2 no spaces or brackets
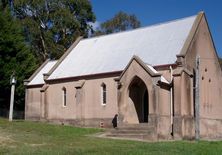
160,76,170,84
147,64,170,84
147,64,159,74
28,60,57,85
49,15,197,80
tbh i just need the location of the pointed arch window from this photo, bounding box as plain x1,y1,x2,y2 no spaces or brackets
101,83,107,105
62,87,67,107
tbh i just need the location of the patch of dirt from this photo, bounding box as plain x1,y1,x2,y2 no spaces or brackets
28,143,47,147
0,130,46,148
0,132,16,147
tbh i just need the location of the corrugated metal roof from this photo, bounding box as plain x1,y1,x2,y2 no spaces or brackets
147,64,159,74
147,64,170,84
28,60,57,85
49,15,197,80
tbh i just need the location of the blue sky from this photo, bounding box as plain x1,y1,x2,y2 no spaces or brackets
91,0,222,57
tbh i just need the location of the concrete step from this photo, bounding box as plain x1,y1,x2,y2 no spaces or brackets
110,128,154,134
118,123,154,128
105,123,156,140
117,126,154,130
118,123,154,130
106,133,156,140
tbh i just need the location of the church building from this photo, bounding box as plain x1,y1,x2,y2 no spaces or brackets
24,12,222,140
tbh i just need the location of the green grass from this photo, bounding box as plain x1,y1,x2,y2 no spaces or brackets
0,118,222,155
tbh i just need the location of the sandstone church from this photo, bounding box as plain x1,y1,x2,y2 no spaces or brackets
24,12,222,140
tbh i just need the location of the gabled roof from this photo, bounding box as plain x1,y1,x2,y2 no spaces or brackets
28,60,57,86
119,55,170,85
119,55,161,80
48,14,198,80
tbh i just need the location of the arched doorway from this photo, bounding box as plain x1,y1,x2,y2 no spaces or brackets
129,76,149,123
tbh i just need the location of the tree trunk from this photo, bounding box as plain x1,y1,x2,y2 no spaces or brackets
39,26,47,60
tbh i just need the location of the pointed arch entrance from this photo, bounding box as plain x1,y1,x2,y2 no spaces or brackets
128,76,149,123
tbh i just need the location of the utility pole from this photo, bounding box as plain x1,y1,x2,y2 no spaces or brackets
195,56,200,140
9,73,16,121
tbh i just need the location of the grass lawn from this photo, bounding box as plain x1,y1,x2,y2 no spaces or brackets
0,118,222,155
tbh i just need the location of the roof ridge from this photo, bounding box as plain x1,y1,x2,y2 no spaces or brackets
83,14,197,41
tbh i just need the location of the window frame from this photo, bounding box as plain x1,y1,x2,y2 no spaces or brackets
101,83,107,106
62,87,67,107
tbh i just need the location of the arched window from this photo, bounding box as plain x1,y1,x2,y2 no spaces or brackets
101,83,106,105
62,87,67,107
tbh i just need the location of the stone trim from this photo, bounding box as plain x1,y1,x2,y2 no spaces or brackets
26,84,44,88
178,11,204,57
46,71,122,84
24,59,50,86
40,84,49,92
75,80,86,88
45,36,83,79
199,13,222,70
118,55,161,81
173,67,193,77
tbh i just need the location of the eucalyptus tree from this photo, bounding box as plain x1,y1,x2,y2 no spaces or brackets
94,11,141,36
14,0,96,62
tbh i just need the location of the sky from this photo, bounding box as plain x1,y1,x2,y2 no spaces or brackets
91,0,222,57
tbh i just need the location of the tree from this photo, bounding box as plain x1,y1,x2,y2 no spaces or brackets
219,57,222,69
0,6,37,111
13,0,96,62
0,0,8,9
94,11,141,35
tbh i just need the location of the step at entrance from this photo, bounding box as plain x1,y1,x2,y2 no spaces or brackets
105,123,157,141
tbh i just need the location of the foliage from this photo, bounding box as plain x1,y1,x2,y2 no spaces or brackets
94,11,141,36
0,0,8,9
0,0,95,111
13,0,96,62
0,8,37,110
219,57,222,68
1,118,222,155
